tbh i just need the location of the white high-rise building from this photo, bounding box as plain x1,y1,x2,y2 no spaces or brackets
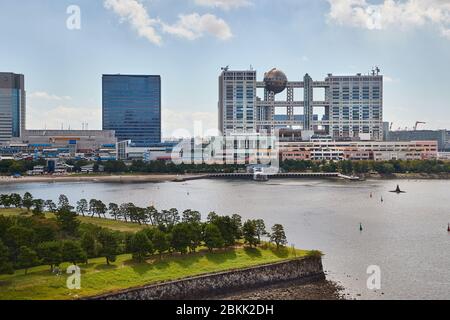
326,73,383,141
218,68,383,141
218,69,257,134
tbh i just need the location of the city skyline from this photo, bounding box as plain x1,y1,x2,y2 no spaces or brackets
1,1,450,305
0,0,449,137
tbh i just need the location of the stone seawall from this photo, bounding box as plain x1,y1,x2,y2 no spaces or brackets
90,256,324,300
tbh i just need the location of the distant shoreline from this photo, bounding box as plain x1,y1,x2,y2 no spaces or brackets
0,174,206,184
0,172,449,185
361,172,450,180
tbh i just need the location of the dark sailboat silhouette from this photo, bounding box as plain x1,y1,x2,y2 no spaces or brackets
390,185,406,194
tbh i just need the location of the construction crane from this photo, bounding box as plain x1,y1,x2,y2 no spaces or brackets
414,121,426,131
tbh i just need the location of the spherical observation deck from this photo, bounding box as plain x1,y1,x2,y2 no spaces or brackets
263,68,288,94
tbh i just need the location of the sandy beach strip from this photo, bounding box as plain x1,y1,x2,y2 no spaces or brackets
0,174,208,184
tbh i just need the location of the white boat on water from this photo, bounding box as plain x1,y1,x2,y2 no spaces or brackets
253,172,269,182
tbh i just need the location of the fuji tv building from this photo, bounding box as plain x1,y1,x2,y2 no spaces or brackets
218,67,384,141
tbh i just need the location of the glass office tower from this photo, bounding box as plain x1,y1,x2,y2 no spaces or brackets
102,74,161,145
0,73,25,145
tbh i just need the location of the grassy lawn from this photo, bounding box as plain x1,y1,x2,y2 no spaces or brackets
76,216,147,233
0,208,314,300
0,246,310,300
0,208,146,233
0,208,28,217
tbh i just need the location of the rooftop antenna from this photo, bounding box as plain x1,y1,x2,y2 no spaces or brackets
221,65,230,72
375,66,380,75
250,64,253,71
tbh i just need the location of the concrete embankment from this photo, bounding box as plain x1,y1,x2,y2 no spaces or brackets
89,256,325,300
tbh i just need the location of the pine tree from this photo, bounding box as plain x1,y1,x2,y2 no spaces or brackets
17,246,39,274
270,224,288,249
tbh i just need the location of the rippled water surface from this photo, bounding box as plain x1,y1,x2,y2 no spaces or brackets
1,178,449,299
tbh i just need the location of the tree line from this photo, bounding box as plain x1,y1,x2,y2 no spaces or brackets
0,159,46,175
2,158,450,176
281,159,450,175
0,159,247,175
0,192,287,275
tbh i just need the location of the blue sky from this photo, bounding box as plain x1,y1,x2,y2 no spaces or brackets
1,0,449,137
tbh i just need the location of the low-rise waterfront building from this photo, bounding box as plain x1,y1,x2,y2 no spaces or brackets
0,130,118,161
280,140,438,161
116,140,178,161
385,129,448,151
27,165,45,175
81,164,104,174
437,152,450,160
22,130,117,154
169,135,439,165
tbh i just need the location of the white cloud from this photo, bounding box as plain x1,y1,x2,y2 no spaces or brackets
104,0,233,44
442,27,450,39
104,0,162,45
383,75,400,83
29,91,72,101
27,104,218,136
162,13,232,40
326,0,450,39
27,105,102,130
162,109,217,138
194,0,252,10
